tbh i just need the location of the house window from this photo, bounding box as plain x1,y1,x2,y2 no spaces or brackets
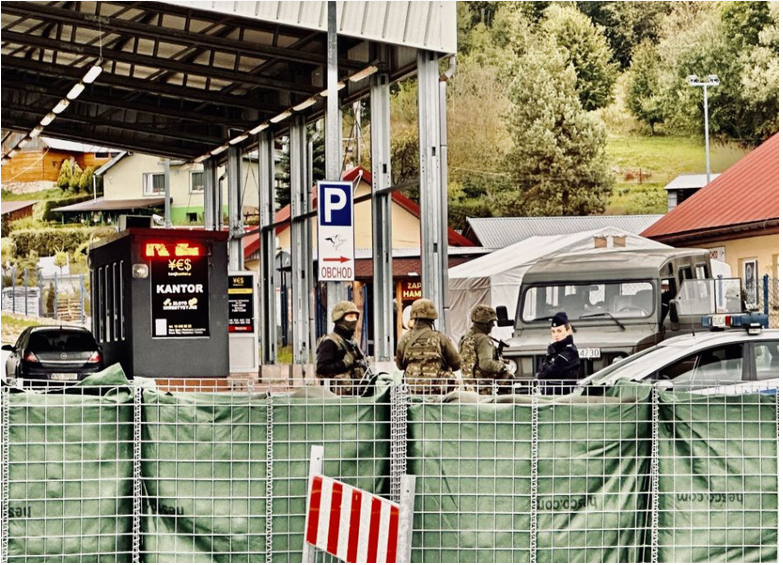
143,172,165,195
742,258,758,307
186,212,199,223
190,171,205,193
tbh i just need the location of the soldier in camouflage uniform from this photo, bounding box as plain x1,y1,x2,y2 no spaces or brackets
316,301,369,396
459,304,515,395
395,298,461,396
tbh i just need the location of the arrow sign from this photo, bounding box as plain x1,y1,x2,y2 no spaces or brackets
317,181,355,281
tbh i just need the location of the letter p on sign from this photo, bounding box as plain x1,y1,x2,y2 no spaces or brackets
324,188,346,223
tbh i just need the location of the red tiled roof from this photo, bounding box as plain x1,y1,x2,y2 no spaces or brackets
243,166,473,257
642,134,779,241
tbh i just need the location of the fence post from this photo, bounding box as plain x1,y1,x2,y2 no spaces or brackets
23,268,29,316
650,387,661,564
762,274,769,325
265,393,274,563
10,267,16,314
301,445,324,564
1,390,9,563
53,274,59,320
80,274,86,325
529,391,539,564
132,385,142,563
390,381,409,504
37,270,43,318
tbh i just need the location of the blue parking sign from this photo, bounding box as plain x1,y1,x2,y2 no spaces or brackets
317,181,355,282
318,182,353,226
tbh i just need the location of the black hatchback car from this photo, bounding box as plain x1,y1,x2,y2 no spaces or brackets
3,326,104,390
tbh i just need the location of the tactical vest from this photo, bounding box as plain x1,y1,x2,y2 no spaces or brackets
316,332,366,396
403,328,454,396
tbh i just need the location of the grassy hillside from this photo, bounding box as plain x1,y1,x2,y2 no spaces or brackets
605,135,750,214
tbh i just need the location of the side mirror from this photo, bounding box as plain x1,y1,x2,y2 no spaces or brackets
496,305,514,327
1,344,14,352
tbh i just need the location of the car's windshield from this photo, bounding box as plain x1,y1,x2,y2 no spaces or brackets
521,281,655,322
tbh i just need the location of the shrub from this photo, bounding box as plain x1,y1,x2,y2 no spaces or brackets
10,227,116,258
42,195,92,222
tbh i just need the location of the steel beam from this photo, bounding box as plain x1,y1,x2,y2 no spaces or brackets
370,72,394,360
417,50,446,329
203,158,218,230
258,131,278,364
324,1,347,337
227,145,243,271
290,115,313,365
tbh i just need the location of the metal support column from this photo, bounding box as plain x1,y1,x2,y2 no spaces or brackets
417,50,446,328
258,131,278,364
227,145,243,271
290,115,313,365
439,60,453,336
163,158,172,228
324,0,346,330
203,158,218,230
371,72,394,360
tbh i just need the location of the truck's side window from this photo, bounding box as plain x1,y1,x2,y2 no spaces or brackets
660,278,675,321
678,266,693,284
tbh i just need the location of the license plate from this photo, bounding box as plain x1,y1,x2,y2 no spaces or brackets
51,373,78,381
579,348,601,359
711,315,726,328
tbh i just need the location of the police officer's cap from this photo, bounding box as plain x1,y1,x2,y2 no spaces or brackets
551,312,569,328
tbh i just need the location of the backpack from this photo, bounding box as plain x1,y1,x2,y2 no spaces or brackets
458,333,478,378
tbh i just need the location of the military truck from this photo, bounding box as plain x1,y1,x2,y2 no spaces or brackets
497,247,745,379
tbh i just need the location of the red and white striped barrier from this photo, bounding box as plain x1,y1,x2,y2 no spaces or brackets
306,475,399,563
302,446,415,564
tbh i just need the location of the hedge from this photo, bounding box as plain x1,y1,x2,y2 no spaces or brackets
10,227,116,258
42,195,93,222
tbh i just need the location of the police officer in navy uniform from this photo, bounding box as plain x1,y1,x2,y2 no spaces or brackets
536,312,581,394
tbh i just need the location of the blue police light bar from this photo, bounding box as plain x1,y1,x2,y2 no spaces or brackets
701,312,769,332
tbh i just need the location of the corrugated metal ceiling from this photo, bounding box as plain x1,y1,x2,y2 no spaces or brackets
1,1,456,161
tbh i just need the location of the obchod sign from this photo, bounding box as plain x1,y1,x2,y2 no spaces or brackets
317,181,355,282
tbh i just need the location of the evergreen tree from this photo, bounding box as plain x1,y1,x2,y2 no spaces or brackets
626,40,666,134
78,166,94,193
56,160,73,190
69,162,84,192
502,36,613,216
541,4,619,112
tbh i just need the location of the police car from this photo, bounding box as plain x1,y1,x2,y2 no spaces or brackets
576,315,778,394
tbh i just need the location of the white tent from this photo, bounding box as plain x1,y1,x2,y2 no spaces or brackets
447,228,671,341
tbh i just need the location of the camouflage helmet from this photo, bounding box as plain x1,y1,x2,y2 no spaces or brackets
410,298,438,320
331,301,361,322
471,304,498,323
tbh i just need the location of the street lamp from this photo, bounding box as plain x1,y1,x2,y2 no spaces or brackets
687,74,720,184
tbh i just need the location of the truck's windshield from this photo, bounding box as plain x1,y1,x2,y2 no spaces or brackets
521,281,655,323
